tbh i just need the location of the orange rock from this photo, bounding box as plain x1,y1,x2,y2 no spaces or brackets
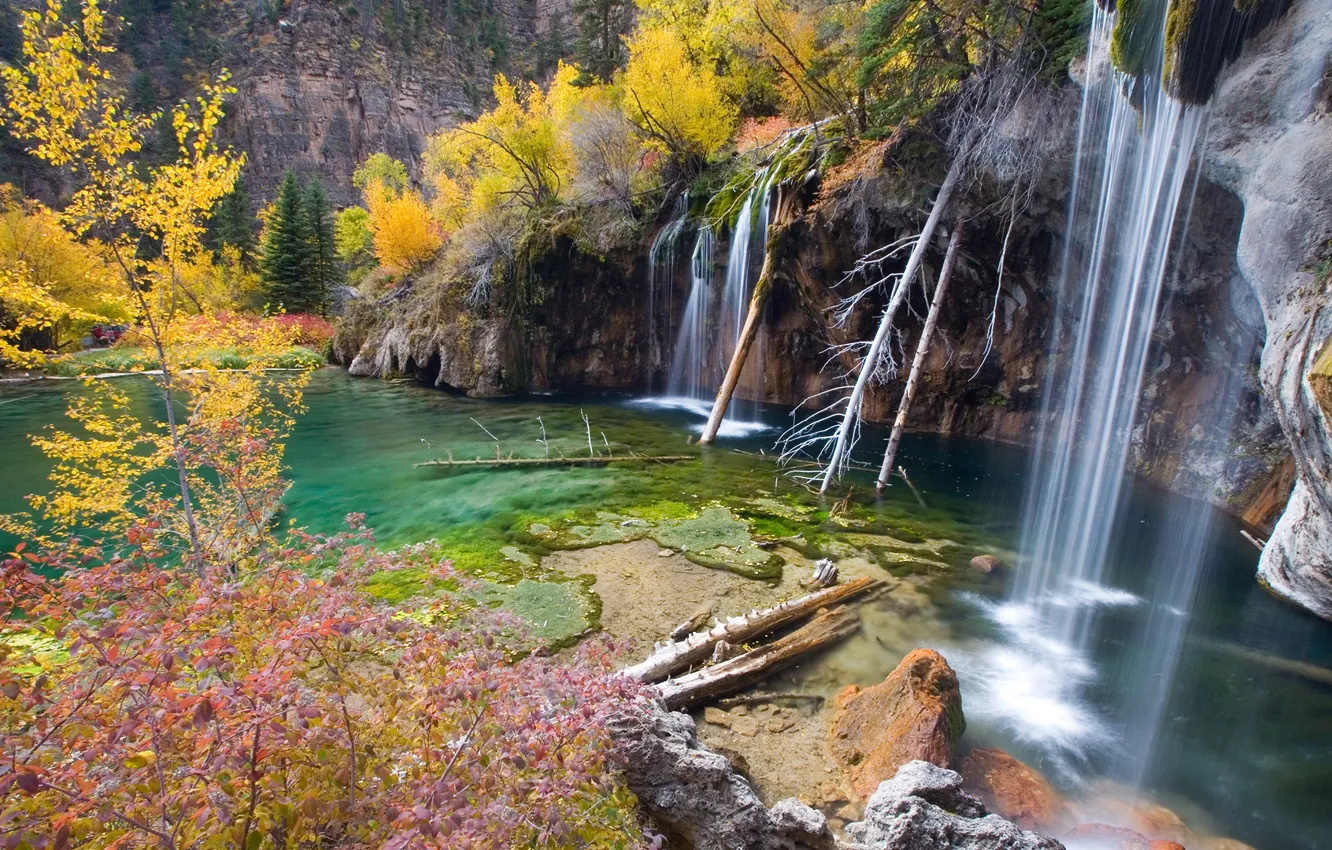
828,648,965,801
1066,823,1154,849
960,747,1064,830
1149,842,1186,850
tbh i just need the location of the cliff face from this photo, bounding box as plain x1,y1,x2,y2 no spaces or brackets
1200,0,1332,618
223,0,546,206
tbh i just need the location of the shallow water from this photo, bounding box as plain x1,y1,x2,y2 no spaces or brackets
2,369,1329,848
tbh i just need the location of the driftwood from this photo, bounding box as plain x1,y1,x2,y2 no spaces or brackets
414,454,694,470
716,691,825,708
670,601,718,641
623,575,881,683
656,607,861,710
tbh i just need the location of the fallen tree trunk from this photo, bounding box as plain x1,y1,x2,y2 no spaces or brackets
414,455,694,469
623,575,881,683
818,139,972,494
700,186,799,445
656,607,861,710
876,220,965,493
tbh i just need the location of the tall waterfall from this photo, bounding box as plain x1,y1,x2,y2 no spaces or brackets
962,2,1250,783
666,227,715,401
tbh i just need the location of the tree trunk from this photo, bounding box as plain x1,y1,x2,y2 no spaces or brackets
876,220,965,493
655,607,861,710
623,575,881,684
699,185,799,445
818,146,971,494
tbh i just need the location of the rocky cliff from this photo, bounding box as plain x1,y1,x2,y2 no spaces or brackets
1200,0,1332,618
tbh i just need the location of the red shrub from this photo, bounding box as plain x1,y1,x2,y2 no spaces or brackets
0,520,650,850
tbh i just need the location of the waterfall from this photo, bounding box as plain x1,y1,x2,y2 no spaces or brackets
647,193,689,384
660,130,810,414
666,226,714,401
960,2,1250,783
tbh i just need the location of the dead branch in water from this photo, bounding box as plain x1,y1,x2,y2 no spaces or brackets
415,454,694,470
656,607,861,710
623,575,881,684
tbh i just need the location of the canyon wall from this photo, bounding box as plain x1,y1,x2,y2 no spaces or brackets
1200,0,1332,618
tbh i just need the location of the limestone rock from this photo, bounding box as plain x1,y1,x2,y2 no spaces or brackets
703,707,731,728
830,649,966,800
609,699,834,850
1201,0,1332,620
960,748,1064,830
841,761,1065,850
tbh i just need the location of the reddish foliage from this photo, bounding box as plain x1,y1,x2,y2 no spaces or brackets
270,313,335,349
736,117,797,153
0,519,651,850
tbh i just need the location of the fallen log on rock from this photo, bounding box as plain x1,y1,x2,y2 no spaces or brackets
656,607,862,710
624,575,882,683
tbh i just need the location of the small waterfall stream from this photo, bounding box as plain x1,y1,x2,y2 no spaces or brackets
646,193,689,384
655,131,811,426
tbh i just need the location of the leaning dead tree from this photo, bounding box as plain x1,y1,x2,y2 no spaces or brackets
876,219,965,492
779,59,1067,494
699,185,801,444
812,136,973,494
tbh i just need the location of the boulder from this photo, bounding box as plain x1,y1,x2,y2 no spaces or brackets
842,761,1065,850
609,699,834,850
960,748,1064,830
830,649,965,800
970,554,1004,575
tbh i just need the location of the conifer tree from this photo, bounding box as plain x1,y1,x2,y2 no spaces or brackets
572,0,631,83
212,184,257,266
302,177,340,314
260,171,313,312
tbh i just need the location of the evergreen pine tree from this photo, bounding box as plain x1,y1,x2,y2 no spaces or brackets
571,0,630,83
261,171,314,312
212,184,257,267
302,178,341,315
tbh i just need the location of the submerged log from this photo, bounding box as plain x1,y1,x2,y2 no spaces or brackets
656,607,862,710
624,575,881,684
414,454,694,470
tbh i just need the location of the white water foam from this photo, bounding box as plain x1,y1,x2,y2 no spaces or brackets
629,396,774,438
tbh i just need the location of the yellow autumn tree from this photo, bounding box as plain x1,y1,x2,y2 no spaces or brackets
619,25,739,165
363,179,443,273
0,0,309,570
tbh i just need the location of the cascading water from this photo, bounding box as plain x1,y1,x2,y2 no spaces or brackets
658,131,811,425
665,226,715,402
646,193,689,384
961,2,1252,784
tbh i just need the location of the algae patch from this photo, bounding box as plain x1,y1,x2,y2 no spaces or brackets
650,506,784,580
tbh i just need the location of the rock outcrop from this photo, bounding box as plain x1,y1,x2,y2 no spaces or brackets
609,699,835,850
829,649,965,801
1201,0,1332,619
842,761,1065,850
960,748,1064,831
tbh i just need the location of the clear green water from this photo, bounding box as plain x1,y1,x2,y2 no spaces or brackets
2,369,1329,849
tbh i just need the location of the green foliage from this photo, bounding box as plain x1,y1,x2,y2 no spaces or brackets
857,0,974,131
45,345,324,376
353,151,409,196
572,0,632,83
210,183,258,266
261,171,338,314
335,205,376,283
303,177,343,305
261,171,312,310
1031,0,1091,81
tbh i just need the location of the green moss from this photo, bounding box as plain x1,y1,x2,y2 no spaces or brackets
650,506,784,580
1109,0,1154,78
364,567,429,603
1162,0,1200,89
1,630,68,677
473,579,595,646
627,500,697,521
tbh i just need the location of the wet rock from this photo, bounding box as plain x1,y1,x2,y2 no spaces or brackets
704,707,732,728
1064,823,1181,850
960,747,1064,830
610,699,834,850
830,649,966,800
970,554,1004,575
842,761,1065,850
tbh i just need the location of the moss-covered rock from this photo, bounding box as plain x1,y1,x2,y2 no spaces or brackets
649,506,784,580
